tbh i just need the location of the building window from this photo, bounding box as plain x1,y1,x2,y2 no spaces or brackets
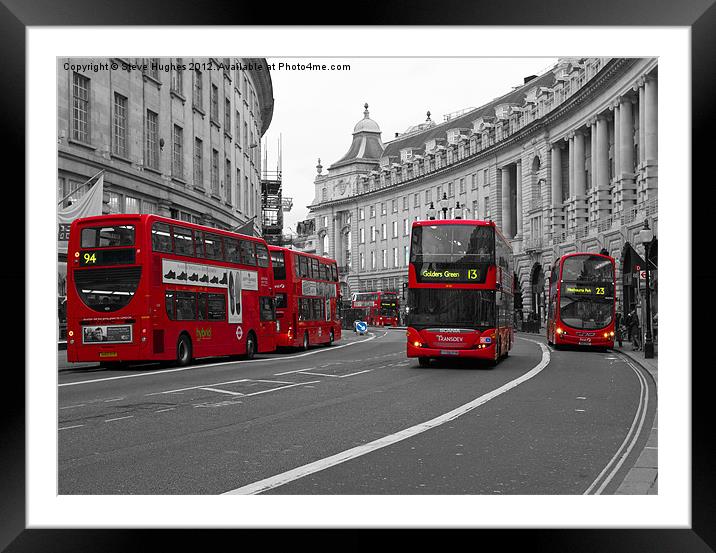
403,218,409,236
193,138,203,187
236,168,241,209
225,159,232,204
403,196,408,210
484,196,490,218
211,149,219,195
414,193,419,208
370,205,375,218
392,220,398,238
371,251,376,270
359,207,365,220
370,225,376,242
473,199,479,217
381,223,386,240
392,199,398,213
459,178,465,194
360,252,365,270
171,60,183,93
145,58,160,80
172,125,183,178
225,98,231,131
471,173,477,190
125,196,140,213
106,191,120,213
193,70,203,109
448,181,454,197
210,84,219,122
382,249,387,268
244,175,249,213
323,216,328,228
143,200,157,214
425,189,432,204
381,202,386,215
322,188,327,201
71,72,90,143
235,110,241,145
404,245,409,266
483,168,489,187
112,93,128,157
145,110,159,170
393,248,398,267
359,228,365,244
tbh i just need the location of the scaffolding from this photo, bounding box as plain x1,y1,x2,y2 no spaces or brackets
261,134,292,246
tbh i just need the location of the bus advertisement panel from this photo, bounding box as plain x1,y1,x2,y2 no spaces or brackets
547,252,616,349
269,246,341,349
405,219,513,366
350,291,399,326
66,214,277,366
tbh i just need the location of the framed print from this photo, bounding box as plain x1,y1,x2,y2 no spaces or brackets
7,0,712,550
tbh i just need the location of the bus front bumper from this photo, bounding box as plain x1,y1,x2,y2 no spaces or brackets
555,333,614,348
406,342,495,360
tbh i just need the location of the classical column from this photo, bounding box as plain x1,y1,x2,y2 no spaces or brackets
595,114,611,220
500,166,513,239
613,102,621,182
568,134,575,199
590,120,597,191
550,143,563,234
515,161,523,239
638,81,646,165
573,130,586,197
618,95,637,210
644,75,658,162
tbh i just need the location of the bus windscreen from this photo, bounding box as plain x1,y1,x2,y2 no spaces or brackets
407,288,496,330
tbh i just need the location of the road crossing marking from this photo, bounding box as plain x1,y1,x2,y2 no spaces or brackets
104,415,134,423
199,387,244,396
59,424,84,431
59,332,380,388
222,337,550,495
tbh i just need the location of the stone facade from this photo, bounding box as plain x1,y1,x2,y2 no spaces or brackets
308,58,658,321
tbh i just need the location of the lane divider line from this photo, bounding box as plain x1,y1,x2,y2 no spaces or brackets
222,337,550,495
59,332,381,388
582,354,650,495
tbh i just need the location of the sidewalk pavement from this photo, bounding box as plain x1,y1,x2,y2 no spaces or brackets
521,326,658,495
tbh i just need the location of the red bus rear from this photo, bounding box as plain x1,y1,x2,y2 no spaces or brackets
546,252,616,349
405,219,514,366
66,214,277,366
351,291,399,326
269,246,342,349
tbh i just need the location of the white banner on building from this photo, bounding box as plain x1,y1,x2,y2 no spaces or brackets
57,174,104,254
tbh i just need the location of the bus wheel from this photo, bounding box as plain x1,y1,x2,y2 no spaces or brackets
176,335,192,367
245,332,257,360
418,357,430,367
302,332,309,351
326,329,334,346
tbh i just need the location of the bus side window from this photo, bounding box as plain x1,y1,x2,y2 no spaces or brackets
176,291,197,320
173,226,194,256
152,222,172,252
239,240,257,266
311,258,319,279
225,238,240,263
256,244,270,268
207,293,226,320
165,291,175,320
194,231,206,258
204,233,224,260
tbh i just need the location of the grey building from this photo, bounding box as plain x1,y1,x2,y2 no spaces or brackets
308,58,658,323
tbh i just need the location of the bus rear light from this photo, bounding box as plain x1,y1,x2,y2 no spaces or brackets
413,341,421,347
68,330,74,337
69,339,74,345
141,336,147,342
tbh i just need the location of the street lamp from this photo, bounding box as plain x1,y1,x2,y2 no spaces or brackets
439,192,449,219
455,201,464,220
638,219,655,359
427,201,436,220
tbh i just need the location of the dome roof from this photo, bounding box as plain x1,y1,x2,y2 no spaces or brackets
353,103,381,134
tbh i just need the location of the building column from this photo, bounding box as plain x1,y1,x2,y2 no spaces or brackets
595,114,611,222
638,81,646,166
550,143,564,235
501,165,513,239
617,94,637,211
158,199,172,218
515,161,523,239
573,129,588,231
643,74,658,202
613,102,620,187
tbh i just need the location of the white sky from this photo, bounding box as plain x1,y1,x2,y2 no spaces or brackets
262,57,559,234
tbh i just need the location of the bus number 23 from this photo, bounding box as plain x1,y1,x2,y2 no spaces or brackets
596,287,605,295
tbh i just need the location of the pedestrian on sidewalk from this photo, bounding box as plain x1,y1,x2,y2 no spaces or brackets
615,311,623,347
629,308,641,351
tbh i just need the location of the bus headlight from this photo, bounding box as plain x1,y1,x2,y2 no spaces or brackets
609,331,615,337
413,341,421,347
556,327,563,335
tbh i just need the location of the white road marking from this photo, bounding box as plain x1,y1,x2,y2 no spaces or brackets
104,415,134,423
59,424,84,431
103,397,124,402
222,337,550,495
241,381,321,397
200,387,244,396
59,404,86,410
583,356,650,495
59,333,379,388
154,408,175,413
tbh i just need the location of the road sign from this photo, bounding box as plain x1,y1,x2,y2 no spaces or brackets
355,321,367,335
640,270,647,280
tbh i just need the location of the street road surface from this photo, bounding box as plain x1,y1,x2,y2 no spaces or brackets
58,329,656,494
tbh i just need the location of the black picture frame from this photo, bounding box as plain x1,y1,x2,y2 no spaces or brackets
8,0,712,550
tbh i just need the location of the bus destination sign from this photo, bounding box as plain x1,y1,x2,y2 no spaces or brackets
416,264,487,283
563,283,614,297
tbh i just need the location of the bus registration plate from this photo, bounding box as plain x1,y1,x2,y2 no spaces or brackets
99,352,118,358
579,338,592,344
440,350,460,356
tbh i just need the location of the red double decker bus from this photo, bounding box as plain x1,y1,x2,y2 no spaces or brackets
66,214,277,367
269,246,341,349
406,219,513,367
546,252,616,349
350,291,400,326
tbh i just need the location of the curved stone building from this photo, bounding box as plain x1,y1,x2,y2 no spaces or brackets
57,57,274,304
308,57,658,323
